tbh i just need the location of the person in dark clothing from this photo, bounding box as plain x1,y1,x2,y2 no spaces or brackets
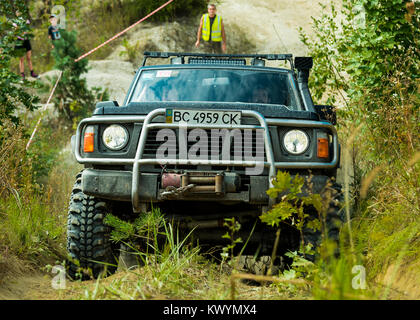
195,4,227,54
48,14,61,49
13,11,39,80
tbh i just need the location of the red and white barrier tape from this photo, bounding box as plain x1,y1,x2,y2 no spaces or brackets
74,0,174,62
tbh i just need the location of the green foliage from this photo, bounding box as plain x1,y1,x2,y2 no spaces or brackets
274,250,316,294
103,208,204,298
261,171,323,237
119,38,142,64
0,112,77,273
105,207,199,265
50,29,108,129
0,195,65,262
272,244,374,299
301,0,419,98
0,0,30,20
311,253,369,299
220,217,243,265
105,208,166,244
25,125,62,183
300,0,419,159
0,116,76,269
102,0,209,24
301,0,420,292
0,1,39,127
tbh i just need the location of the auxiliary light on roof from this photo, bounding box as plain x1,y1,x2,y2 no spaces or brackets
188,58,246,65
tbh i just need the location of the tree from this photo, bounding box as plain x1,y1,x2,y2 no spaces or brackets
300,0,419,159
51,29,108,129
0,0,39,128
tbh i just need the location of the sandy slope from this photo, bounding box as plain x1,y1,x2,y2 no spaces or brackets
218,0,331,55
40,60,134,106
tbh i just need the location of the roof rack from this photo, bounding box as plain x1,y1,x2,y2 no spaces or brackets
142,51,295,70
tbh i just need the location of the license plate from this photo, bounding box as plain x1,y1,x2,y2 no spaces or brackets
166,109,241,126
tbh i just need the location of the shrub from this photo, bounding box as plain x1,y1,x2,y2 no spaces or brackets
0,1,39,127
51,29,108,129
300,0,420,289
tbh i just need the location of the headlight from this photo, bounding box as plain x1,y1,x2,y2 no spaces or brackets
283,130,309,155
102,125,129,150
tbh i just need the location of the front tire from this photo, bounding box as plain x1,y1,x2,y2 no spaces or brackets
303,182,344,259
66,172,118,280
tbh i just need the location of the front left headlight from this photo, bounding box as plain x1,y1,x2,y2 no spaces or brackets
283,129,309,155
102,125,129,150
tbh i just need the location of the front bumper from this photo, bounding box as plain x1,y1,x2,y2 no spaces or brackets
81,168,333,205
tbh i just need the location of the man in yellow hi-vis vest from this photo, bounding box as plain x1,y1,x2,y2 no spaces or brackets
195,4,227,54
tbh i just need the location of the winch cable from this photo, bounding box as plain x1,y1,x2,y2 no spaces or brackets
26,0,175,150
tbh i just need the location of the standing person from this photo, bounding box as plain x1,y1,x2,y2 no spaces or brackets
14,11,39,80
48,14,61,49
195,4,227,54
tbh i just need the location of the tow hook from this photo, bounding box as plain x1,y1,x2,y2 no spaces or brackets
160,184,196,200
160,172,226,199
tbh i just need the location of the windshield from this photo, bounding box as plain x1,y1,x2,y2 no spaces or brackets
129,68,302,110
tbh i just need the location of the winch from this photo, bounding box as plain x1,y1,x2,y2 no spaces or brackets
160,171,240,199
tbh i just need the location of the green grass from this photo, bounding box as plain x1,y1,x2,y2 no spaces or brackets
81,209,228,300
0,115,81,276
334,115,420,299
0,195,65,264
77,213,300,300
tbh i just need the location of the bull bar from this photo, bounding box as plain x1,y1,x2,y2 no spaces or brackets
74,108,339,213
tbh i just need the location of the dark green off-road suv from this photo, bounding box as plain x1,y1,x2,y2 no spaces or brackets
68,52,343,279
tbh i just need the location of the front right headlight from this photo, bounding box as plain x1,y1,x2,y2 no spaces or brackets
102,125,129,150
283,129,309,155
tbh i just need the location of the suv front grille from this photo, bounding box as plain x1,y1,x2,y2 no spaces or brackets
143,128,267,163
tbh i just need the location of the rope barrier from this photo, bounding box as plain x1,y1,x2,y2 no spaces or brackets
26,0,175,150
26,70,63,150
74,0,174,62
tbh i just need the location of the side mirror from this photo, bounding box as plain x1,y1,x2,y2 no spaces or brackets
314,105,336,125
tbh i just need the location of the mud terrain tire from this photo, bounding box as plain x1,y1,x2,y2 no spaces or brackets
66,172,117,280
303,182,344,259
